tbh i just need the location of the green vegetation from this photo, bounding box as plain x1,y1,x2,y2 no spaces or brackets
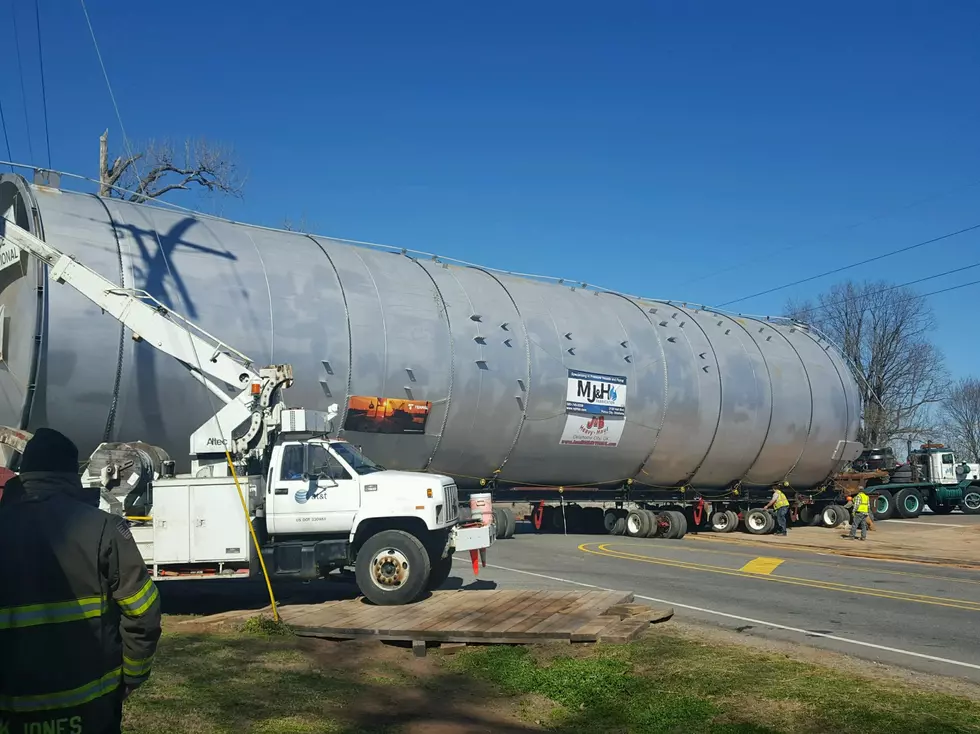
123,621,980,733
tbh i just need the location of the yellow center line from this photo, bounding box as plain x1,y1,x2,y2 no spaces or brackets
605,540,980,587
577,543,980,612
738,557,785,575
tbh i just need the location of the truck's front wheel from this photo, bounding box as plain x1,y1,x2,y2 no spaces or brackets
356,530,431,606
427,554,454,590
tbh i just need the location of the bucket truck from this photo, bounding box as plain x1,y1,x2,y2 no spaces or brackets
0,219,494,606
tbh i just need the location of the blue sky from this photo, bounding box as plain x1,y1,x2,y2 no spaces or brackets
3,0,979,377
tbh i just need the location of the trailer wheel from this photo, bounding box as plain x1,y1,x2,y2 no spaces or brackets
625,509,652,538
603,509,620,533
871,490,894,521
670,510,688,539
961,490,980,515
894,488,923,519
356,530,431,606
500,507,517,539
657,510,685,539
426,554,454,590
821,505,844,528
640,509,660,537
723,510,739,532
710,510,736,533
611,517,627,535
744,509,772,535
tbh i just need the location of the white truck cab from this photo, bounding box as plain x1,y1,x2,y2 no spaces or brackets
264,438,460,537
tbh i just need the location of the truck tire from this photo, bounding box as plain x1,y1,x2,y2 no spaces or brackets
723,510,740,532
638,509,658,537
669,510,688,538
710,510,736,533
871,490,894,520
356,530,431,606
960,489,980,515
603,509,620,533
611,516,627,535
821,505,844,528
426,554,454,590
895,487,924,518
744,509,772,535
656,510,684,539
500,507,517,539
626,509,652,538
833,504,851,527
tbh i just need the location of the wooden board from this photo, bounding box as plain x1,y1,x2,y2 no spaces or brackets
276,590,649,644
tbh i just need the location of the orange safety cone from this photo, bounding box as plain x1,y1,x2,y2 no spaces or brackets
469,549,480,576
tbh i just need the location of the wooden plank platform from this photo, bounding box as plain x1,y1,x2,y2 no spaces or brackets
273,590,671,645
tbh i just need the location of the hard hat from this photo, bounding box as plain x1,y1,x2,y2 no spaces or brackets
846,496,853,501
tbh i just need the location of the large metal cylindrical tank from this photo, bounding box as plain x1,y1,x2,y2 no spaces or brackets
0,173,863,490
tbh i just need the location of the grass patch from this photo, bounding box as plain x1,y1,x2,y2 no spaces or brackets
445,633,980,733
124,621,980,733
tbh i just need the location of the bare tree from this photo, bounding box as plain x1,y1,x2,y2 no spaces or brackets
99,129,245,204
282,213,318,233
939,378,980,462
785,279,949,447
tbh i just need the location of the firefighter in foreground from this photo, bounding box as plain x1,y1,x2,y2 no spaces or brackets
0,428,162,734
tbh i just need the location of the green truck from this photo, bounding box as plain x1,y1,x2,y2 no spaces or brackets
865,443,980,519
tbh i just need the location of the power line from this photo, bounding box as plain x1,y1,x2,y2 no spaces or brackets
792,261,980,318
716,221,980,307
33,0,51,168
686,178,980,288
79,0,145,188
0,99,13,172
10,0,35,163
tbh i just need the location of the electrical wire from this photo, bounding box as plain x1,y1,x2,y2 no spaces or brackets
33,0,51,168
78,1,279,620
716,221,980,307
686,177,980,287
0,99,13,172
792,260,980,319
9,0,35,163
79,0,144,187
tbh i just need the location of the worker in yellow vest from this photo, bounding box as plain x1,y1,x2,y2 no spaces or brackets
762,485,790,536
846,490,871,541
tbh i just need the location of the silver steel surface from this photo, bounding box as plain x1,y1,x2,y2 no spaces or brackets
0,173,863,491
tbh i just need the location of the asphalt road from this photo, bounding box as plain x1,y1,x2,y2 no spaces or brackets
451,525,980,683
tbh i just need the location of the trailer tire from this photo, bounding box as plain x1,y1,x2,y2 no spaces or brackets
960,489,980,515
744,509,772,535
670,510,688,539
500,507,517,539
833,504,851,527
895,488,924,519
723,510,739,532
603,509,621,533
356,530,431,606
426,554,454,590
611,517,627,535
639,509,659,537
710,510,736,533
625,509,652,538
871,490,894,521
657,511,685,539
820,505,843,528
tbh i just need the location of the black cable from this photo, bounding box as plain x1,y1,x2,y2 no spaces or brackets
792,260,980,319
10,1,35,163
34,0,51,168
717,221,980,307
689,178,980,288
0,99,13,172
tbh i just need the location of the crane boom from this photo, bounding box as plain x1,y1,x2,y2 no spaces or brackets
0,218,294,467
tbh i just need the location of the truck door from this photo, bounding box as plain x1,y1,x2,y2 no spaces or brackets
938,452,958,483
268,442,360,534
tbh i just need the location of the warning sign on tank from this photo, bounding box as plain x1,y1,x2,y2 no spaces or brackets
565,369,627,416
559,413,625,447
343,396,431,435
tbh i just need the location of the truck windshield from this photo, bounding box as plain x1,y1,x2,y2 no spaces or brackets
331,442,385,475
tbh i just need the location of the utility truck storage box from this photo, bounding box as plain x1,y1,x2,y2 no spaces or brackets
152,476,251,564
